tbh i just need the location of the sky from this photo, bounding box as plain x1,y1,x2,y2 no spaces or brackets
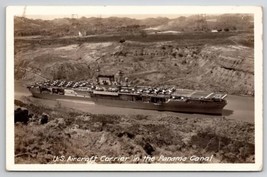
14,6,254,21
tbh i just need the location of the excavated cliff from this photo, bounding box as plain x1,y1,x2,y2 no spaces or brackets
15,32,254,95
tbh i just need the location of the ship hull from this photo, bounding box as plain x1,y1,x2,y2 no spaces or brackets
30,91,225,115
91,98,225,115
31,92,92,101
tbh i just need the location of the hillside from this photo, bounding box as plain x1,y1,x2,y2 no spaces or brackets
14,15,253,37
15,98,254,164
15,31,254,96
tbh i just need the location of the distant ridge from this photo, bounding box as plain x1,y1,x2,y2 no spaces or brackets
14,14,253,37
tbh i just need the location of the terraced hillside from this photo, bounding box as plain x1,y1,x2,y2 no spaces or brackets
15,31,254,96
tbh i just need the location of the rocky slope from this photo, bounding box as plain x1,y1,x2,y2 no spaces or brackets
15,32,254,95
15,98,254,164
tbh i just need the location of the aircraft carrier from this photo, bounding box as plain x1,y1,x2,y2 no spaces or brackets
27,74,227,115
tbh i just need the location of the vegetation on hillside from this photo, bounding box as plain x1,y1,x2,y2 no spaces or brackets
15,99,254,164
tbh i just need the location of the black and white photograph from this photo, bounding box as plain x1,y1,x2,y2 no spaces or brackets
6,6,263,171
